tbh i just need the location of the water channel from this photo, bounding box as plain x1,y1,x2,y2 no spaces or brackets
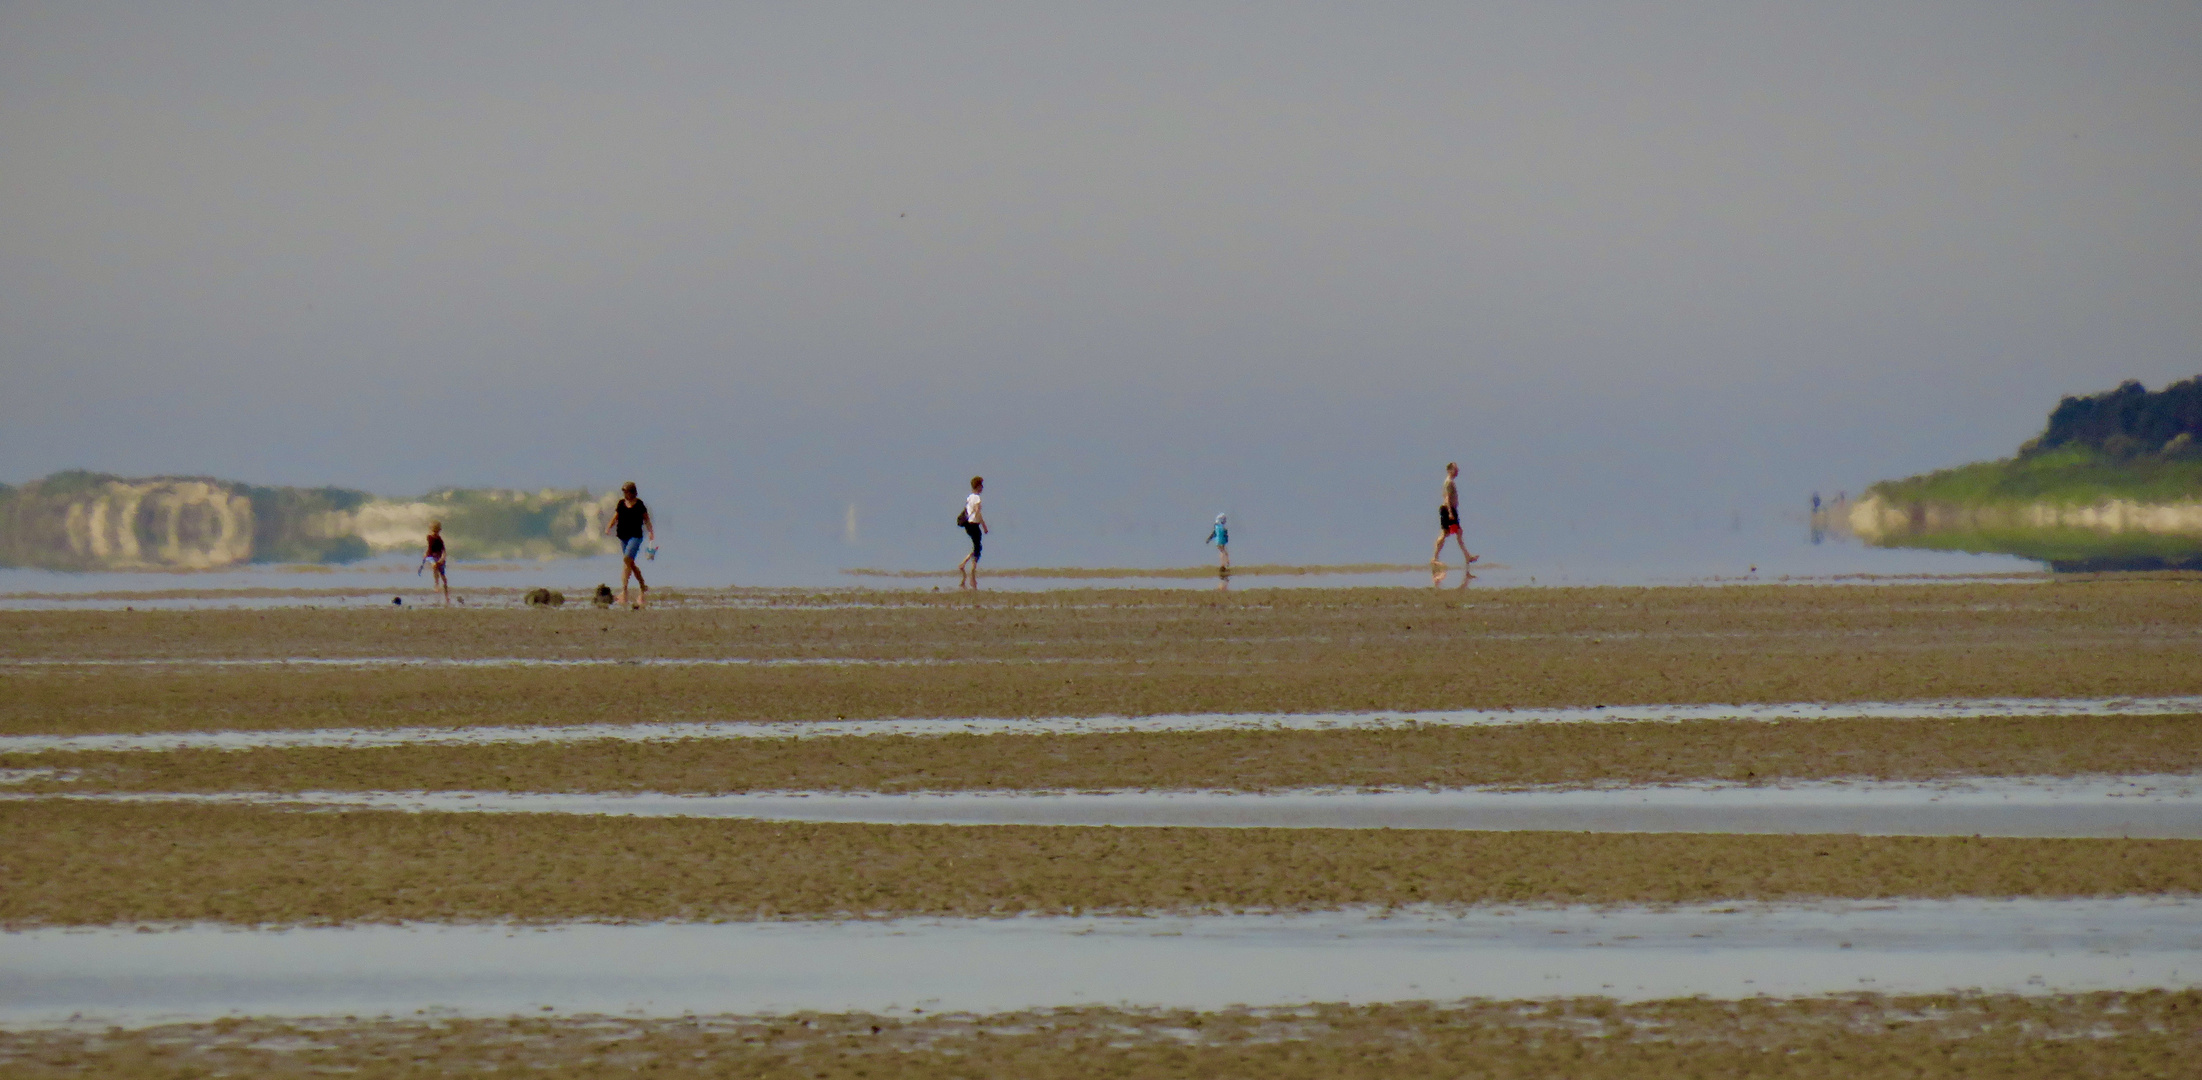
6,899,2194,1027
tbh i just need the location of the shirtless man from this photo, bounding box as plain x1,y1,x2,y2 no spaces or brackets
1432,462,1477,568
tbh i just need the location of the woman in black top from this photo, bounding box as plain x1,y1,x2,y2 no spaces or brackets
423,520,450,605
602,481,654,608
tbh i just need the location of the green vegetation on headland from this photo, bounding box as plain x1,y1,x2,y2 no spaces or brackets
0,471,617,571
1847,377,2202,571
1870,444,2202,508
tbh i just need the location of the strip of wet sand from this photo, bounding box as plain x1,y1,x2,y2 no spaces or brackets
8,695,2197,754
6,582,2199,742
15,714,2200,798
8,803,2197,925
4,992,2193,1079
29,774,2189,837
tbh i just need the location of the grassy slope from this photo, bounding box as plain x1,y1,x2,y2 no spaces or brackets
1862,448,2202,565
1869,445,2202,507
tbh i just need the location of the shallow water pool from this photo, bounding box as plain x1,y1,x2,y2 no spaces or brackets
4,899,2193,1027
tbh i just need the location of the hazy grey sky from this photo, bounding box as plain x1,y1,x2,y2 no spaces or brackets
4,3,2198,576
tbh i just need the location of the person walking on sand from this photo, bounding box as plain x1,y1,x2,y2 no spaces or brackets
423,520,450,606
1432,462,1477,569
1207,513,1230,571
602,481,654,608
957,476,988,589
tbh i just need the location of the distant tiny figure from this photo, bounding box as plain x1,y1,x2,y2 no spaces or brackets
1811,492,1822,513
423,520,450,605
1432,462,1478,569
603,481,654,609
1207,513,1230,570
957,476,988,589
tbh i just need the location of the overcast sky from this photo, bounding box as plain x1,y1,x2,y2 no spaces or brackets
4,2,2198,578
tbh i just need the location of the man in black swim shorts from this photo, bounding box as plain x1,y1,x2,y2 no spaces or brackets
1431,461,1477,569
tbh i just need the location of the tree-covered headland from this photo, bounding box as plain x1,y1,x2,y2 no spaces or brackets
1852,376,2202,571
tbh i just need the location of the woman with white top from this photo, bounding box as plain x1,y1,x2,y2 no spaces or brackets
957,476,988,589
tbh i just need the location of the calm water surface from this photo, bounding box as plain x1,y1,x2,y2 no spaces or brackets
5,900,2195,1026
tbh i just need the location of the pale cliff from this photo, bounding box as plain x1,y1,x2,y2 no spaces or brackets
0,472,619,571
1847,493,2202,543
1838,377,2202,571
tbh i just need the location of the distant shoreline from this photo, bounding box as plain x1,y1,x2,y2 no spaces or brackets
843,563,1439,579
1841,378,2202,571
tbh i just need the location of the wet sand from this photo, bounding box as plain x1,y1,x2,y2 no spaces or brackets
13,716,2200,795
3,992,2194,1078
17,580,2198,659
6,579,2197,1070
56,774,2197,837
10,693,2198,749
30,658,2202,739
7,803,2197,926
7,580,2199,737
843,562,1433,578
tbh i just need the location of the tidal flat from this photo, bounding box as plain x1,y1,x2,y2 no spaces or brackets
6,579,2197,1070
6,803,2197,925
4,579,2201,737
2,993,2195,1079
